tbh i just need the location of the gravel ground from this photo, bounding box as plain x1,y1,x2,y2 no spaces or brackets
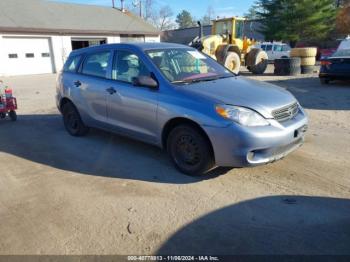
0,66,349,255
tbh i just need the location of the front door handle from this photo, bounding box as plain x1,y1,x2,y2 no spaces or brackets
106,87,117,95
74,80,81,87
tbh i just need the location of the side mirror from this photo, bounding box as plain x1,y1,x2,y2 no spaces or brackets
132,76,158,89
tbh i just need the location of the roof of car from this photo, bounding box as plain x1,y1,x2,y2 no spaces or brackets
70,42,190,55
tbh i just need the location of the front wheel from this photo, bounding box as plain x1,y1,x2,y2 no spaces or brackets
167,125,214,176
62,103,89,136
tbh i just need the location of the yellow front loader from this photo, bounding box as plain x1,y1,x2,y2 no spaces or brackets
191,17,268,74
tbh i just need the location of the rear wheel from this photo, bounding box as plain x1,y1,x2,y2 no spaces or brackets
167,125,214,176
320,78,330,85
9,110,17,121
62,103,89,136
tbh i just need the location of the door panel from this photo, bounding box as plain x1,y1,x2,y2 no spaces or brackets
74,50,113,124
106,50,158,142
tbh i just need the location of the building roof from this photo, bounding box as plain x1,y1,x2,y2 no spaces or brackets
0,0,159,36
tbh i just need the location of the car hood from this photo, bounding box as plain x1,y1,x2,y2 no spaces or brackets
182,76,297,118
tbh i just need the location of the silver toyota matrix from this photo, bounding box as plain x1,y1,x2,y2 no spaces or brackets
56,43,308,176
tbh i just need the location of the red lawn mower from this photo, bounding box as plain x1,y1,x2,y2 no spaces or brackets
0,81,17,121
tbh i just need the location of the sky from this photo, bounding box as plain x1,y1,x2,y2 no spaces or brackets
53,0,255,19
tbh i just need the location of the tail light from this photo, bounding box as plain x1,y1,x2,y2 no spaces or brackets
321,60,332,66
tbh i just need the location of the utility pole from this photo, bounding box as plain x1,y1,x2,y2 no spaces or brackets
133,0,143,18
120,0,125,12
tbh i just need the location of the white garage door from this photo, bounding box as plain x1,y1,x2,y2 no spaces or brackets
3,37,54,76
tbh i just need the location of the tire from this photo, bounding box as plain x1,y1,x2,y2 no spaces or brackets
275,66,301,76
274,58,301,76
62,103,89,136
167,124,214,176
9,110,17,121
300,56,316,66
290,47,317,57
320,78,330,84
247,49,268,74
0,113,6,119
274,57,301,68
224,52,241,74
301,65,315,74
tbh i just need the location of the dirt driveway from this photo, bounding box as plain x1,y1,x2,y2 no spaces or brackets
0,69,349,255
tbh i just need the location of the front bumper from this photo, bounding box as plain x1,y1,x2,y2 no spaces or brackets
203,109,308,167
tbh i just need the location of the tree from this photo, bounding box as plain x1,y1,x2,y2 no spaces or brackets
244,2,262,19
256,0,336,46
176,10,196,28
337,3,350,34
201,6,215,25
127,0,175,31
155,5,175,30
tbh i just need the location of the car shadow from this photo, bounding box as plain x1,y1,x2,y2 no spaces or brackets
157,195,350,255
0,114,231,184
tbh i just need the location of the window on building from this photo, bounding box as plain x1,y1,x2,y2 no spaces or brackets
26,53,35,58
8,54,18,59
42,53,50,58
82,51,111,78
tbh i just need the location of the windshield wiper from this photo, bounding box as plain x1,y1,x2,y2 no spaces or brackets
172,75,234,85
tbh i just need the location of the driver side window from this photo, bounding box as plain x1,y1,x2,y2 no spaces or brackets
112,50,150,84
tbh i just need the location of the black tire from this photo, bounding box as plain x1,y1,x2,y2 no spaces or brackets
274,58,301,76
320,78,330,85
9,110,17,121
275,66,301,76
247,49,268,74
167,124,214,176
275,57,301,68
301,65,315,74
62,103,89,136
0,113,6,119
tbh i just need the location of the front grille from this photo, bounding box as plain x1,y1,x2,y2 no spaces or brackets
272,102,299,122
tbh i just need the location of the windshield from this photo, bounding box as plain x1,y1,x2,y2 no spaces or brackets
146,48,234,84
332,49,350,57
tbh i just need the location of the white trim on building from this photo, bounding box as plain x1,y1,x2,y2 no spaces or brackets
0,34,160,76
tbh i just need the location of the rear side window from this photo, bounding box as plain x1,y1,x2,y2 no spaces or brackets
265,45,273,51
273,45,283,52
82,51,111,78
64,55,82,73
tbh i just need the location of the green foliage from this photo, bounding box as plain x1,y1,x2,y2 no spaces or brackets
256,0,337,44
176,10,196,29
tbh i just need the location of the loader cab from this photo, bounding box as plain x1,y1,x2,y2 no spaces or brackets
212,18,245,44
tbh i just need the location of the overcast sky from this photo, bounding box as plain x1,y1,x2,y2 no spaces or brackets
53,0,255,18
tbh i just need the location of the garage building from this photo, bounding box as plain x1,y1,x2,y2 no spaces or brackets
0,0,160,76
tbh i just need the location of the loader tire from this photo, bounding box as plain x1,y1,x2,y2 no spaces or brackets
247,48,268,74
300,56,316,66
224,52,241,74
301,65,315,74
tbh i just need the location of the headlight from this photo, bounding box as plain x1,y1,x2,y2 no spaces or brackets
215,105,269,127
